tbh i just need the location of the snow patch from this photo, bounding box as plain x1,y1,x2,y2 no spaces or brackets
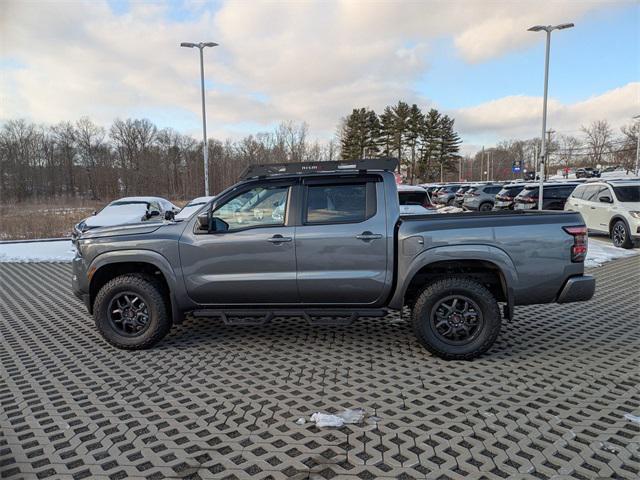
0,240,76,263
585,239,639,268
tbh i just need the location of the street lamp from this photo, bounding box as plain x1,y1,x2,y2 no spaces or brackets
180,41,219,196
633,114,640,176
528,23,574,209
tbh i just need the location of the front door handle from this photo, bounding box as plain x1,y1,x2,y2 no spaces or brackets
590,206,596,210
267,235,292,243
356,231,383,241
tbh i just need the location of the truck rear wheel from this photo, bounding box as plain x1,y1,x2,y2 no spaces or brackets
411,277,501,360
94,274,171,350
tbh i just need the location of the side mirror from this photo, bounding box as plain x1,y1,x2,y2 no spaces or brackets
164,210,175,221
92,210,97,216
197,212,210,231
196,212,229,232
599,196,612,204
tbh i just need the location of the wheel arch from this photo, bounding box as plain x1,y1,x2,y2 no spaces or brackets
390,245,517,315
608,215,629,236
88,250,182,322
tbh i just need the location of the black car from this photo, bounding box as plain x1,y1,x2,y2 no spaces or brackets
492,184,526,210
513,183,579,210
575,167,600,179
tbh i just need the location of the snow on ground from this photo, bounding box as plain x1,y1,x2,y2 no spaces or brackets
0,237,637,267
585,237,639,268
0,240,76,263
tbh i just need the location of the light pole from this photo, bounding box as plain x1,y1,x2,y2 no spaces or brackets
634,115,640,176
528,23,574,209
181,41,218,196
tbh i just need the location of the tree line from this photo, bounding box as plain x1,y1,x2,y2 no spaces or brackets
339,102,462,183
0,118,337,203
464,119,639,182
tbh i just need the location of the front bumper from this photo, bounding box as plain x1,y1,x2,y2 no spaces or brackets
71,255,91,312
556,275,596,303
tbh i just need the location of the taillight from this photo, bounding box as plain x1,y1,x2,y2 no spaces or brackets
563,226,588,263
522,197,537,204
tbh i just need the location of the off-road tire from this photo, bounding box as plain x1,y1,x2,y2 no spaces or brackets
411,277,501,360
611,220,633,249
94,274,171,350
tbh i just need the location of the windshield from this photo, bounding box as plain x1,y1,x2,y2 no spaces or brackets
613,186,640,202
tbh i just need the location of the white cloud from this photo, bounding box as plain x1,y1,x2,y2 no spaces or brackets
454,82,639,140
0,0,632,145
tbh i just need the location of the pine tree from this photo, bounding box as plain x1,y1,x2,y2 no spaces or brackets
340,108,379,160
438,115,462,181
419,109,442,181
378,107,395,158
407,104,424,183
392,101,411,173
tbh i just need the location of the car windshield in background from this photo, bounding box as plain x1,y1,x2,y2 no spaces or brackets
109,201,149,207
399,192,427,205
613,186,640,202
498,185,524,197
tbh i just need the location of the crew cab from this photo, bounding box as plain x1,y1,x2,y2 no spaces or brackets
72,159,595,360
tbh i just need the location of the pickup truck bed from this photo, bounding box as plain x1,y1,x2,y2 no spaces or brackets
72,159,595,359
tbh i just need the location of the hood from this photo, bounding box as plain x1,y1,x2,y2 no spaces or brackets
80,222,164,240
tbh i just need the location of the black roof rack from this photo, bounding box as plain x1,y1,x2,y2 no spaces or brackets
240,158,398,180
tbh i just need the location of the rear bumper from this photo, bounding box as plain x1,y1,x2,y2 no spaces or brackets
556,275,596,303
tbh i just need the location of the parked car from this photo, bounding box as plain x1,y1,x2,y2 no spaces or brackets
493,183,527,210
73,158,594,360
175,196,216,220
565,179,640,248
513,183,579,211
454,185,473,206
462,184,503,211
72,196,179,243
434,184,463,205
575,167,600,179
397,185,436,215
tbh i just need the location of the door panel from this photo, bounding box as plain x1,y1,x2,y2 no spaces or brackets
295,181,388,304
179,183,298,305
180,226,298,304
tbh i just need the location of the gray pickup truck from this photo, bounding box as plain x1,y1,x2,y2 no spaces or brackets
72,159,595,359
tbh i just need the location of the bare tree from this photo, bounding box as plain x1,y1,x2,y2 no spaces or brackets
581,120,613,166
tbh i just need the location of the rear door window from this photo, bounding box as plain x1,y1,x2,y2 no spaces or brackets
305,182,374,224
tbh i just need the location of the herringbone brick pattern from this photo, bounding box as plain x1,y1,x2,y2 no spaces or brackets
1,257,639,479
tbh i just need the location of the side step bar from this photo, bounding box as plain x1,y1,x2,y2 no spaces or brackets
189,309,388,326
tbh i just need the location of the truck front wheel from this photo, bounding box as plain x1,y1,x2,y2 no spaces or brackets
94,274,172,350
412,278,501,360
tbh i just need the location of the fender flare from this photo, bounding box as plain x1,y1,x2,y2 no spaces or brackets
389,244,517,314
89,250,183,323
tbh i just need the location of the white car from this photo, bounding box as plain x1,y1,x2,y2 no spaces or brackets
397,185,436,215
72,196,179,242
565,180,640,248
175,196,215,220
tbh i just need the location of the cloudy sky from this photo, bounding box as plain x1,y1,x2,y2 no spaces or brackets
1,0,638,154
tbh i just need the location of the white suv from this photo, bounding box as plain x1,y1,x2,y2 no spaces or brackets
565,180,640,248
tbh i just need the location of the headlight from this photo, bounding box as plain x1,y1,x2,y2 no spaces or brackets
629,211,640,219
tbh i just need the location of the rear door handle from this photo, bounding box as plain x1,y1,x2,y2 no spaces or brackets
356,231,383,241
267,235,292,243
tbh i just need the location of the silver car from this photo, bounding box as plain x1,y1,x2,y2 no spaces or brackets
462,184,503,211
